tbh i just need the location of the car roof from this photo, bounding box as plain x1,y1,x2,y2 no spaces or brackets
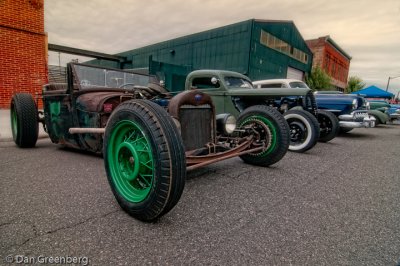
189,69,250,80
253,79,304,85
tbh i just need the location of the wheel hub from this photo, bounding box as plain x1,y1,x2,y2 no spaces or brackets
289,121,306,142
117,142,140,181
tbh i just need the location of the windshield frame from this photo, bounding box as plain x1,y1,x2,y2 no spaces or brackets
223,76,255,90
68,63,152,91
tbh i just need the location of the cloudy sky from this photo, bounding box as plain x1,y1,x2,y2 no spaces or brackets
45,0,400,95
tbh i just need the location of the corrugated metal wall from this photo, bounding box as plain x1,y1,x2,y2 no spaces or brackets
248,20,313,81
92,19,313,91
118,20,253,91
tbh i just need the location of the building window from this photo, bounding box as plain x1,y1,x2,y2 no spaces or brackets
260,30,308,64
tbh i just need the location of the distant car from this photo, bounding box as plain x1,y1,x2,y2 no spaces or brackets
251,79,374,133
314,92,377,132
389,104,400,121
367,100,397,123
252,79,340,147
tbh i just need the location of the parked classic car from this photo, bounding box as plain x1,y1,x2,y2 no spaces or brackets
11,63,291,222
183,72,338,153
389,104,400,121
367,100,396,124
252,79,339,145
254,78,376,133
314,92,377,132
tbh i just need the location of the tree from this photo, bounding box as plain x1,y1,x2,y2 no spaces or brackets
305,66,332,91
346,76,365,93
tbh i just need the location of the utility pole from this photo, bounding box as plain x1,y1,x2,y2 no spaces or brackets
386,76,400,91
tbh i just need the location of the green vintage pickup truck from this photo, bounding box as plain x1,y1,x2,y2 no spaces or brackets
184,70,339,153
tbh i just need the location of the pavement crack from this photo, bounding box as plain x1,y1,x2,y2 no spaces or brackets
0,219,18,228
3,210,120,250
45,210,120,235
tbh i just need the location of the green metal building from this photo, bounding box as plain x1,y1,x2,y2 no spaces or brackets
97,19,313,91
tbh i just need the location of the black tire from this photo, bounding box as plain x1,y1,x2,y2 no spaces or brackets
10,93,39,148
317,110,339,142
237,105,290,166
104,100,186,222
284,109,320,153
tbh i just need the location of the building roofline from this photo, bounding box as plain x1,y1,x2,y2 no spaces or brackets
119,19,312,56
254,19,312,55
325,36,352,60
308,35,352,60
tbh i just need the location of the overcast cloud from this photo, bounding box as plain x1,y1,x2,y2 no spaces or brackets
45,0,400,95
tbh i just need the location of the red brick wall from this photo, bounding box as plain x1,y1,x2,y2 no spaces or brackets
0,0,47,109
306,38,325,68
306,37,350,91
324,43,350,89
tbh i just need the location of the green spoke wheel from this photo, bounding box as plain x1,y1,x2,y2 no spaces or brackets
104,100,186,222
237,105,289,166
107,120,154,203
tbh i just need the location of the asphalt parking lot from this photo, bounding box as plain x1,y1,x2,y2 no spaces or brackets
1,124,400,265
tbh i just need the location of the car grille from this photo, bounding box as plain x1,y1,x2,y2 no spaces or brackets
179,104,213,151
353,110,368,122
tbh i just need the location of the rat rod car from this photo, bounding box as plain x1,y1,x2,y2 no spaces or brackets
185,73,338,153
10,63,290,222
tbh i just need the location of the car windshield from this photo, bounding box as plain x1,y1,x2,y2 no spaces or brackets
289,81,309,89
224,76,254,89
72,64,150,90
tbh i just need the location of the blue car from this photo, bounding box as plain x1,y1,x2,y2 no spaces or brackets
389,104,400,121
314,92,376,132
367,100,400,122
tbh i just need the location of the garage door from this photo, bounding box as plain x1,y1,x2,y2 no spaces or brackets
287,67,304,80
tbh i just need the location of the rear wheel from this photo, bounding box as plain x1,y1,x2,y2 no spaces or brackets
237,105,290,166
284,109,319,153
104,100,186,222
317,110,339,142
10,93,38,148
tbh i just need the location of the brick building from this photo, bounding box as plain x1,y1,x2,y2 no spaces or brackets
0,0,47,108
306,36,351,91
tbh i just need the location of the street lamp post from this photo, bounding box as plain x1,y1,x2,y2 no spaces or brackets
385,75,400,91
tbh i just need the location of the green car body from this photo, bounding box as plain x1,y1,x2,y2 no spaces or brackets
368,100,391,124
184,69,339,153
185,70,312,117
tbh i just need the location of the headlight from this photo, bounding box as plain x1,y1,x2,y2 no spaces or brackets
352,99,358,110
365,101,370,110
216,113,237,134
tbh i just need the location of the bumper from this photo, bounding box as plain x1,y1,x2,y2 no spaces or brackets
338,111,376,128
390,113,400,120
